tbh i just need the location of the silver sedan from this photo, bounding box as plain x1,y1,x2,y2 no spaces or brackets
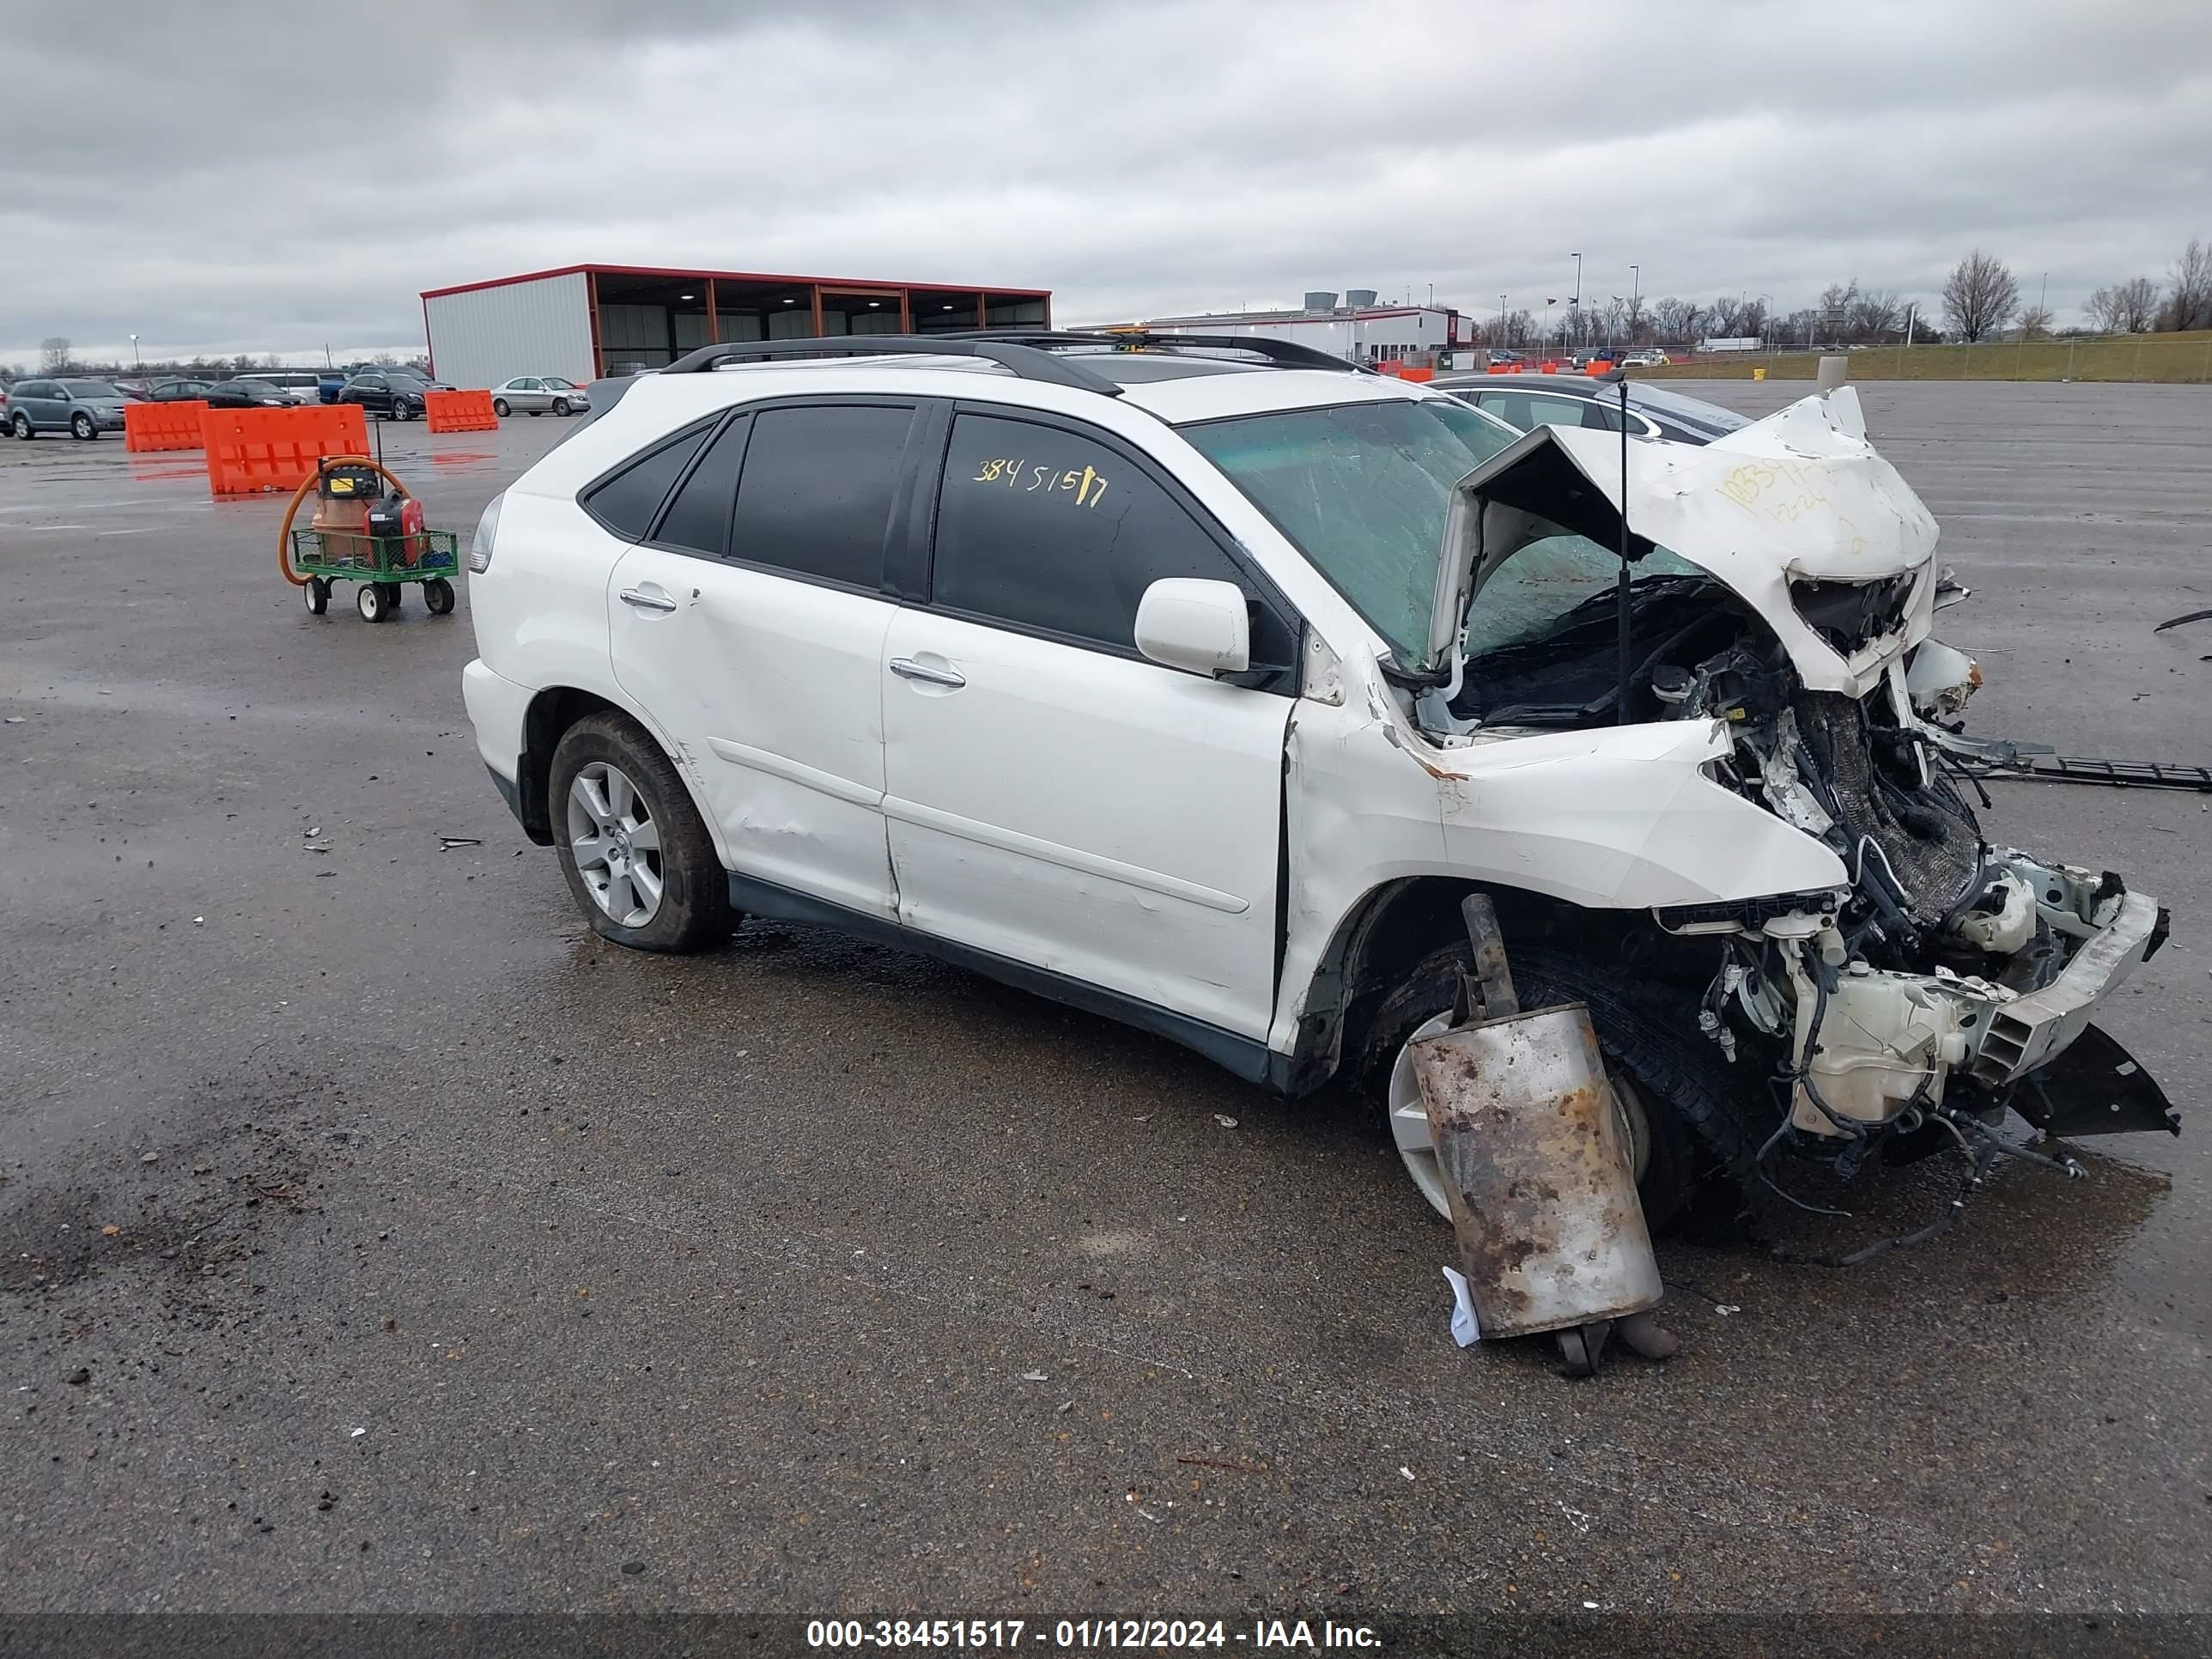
488,376,591,417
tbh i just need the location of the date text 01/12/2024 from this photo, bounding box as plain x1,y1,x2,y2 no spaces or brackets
804,1619,1384,1650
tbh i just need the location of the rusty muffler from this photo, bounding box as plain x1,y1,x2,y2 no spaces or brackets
1410,896,1668,1376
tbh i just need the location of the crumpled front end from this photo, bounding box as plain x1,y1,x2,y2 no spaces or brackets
1429,387,2179,1188
1671,658,2177,1155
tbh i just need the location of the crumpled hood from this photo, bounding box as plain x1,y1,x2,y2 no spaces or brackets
1434,387,1942,696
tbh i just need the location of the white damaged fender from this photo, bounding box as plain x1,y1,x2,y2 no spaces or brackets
1424,718,1848,908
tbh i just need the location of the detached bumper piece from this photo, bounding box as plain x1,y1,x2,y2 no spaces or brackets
2013,1025,2180,1139
1971,892,2165,1085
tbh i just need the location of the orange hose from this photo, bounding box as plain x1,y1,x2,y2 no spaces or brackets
276,456,413,586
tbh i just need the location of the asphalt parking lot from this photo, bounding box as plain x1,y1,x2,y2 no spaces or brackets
2,384,2208,1634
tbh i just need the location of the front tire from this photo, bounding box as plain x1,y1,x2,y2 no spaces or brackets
1363,942,1724,1231
304,577,330,615
550,398,571,416
356,581,388,623
550,713,732,953
422,576,454,615
70,412,96,441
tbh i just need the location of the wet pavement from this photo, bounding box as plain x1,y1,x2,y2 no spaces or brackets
0,386,2207,1627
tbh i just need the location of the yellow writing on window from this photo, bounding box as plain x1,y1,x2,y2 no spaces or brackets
969,457,1109,507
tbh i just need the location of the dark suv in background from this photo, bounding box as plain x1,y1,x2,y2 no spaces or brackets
338,370,452,421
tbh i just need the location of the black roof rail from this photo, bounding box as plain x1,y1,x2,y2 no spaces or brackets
658,335,1122,397
945,328,1376,376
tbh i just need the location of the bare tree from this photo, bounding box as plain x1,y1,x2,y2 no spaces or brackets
2162,237,2212,331
2087,277,2159,334
1649,297,1698,344
1820,280,1861,318
1705,296,1749,337
1941,251,2019,343
39,337,71,373
1847,289,1902,341
2017,305,2054,339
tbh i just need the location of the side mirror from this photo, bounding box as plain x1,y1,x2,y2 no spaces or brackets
1134,578,1249,678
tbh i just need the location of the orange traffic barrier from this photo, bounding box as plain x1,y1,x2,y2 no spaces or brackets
124,400,209,453
202,404,371,496
1586,361,1613,375
424,389,499,433
1397,365,1434,383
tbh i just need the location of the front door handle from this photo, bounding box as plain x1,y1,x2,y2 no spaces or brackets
890,656,966,689
618,587,678,614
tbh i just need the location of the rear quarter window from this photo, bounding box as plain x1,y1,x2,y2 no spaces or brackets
582,421,715,540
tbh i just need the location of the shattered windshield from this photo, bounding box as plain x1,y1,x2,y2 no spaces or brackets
1182,398,1518,665
1466,534,1705,660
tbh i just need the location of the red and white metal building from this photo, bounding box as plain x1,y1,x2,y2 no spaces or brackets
421,264,1053,388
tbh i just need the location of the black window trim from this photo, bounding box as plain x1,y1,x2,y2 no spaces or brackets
919,399,1304,696
641,409,752,560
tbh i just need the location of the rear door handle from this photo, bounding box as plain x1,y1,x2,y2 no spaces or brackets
890,656,966,689
618,588,678,614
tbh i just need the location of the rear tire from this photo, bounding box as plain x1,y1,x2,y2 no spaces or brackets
492,398,511,417
1361,941,1747,1231
12,412,33,439
422,577,454,615
550,713,732,954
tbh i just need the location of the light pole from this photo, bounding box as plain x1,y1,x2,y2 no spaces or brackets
130,333,139,368
1543,298,1557,358
1628,264,1640,340
1498,294,1507,348
1570,252,1583,347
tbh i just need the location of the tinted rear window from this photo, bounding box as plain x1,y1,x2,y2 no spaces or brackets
653,416,750,557
727,404,914,589
585,423,713,540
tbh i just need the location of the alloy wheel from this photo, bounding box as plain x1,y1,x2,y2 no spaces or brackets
566,761,664,927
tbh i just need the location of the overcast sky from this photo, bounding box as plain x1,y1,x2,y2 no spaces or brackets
4,0,2208,366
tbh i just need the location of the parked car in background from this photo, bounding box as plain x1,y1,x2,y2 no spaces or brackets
318,372,347,404
7,377,131,439
113,379,153,400
339,369,453,421
201,379,297,410
1434,371,1752,443
489,376,591,417
148,379,216,402
239,371,323,404
1618,349,1671,368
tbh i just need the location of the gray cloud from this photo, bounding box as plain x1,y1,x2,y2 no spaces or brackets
3,0,2208,363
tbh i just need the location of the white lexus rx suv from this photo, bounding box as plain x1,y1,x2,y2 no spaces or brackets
462,331,2177,1229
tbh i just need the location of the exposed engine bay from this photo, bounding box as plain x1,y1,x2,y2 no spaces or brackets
1413,389,2179,1213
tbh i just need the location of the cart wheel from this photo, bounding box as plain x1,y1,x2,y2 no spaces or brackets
379,582,403,611
356,582,388,623
423,577,455,615
304,577,329,615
